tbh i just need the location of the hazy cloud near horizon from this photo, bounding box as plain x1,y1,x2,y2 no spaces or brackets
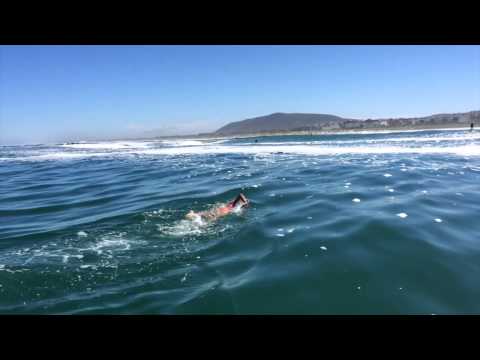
127,120,219,138
0,115,223,144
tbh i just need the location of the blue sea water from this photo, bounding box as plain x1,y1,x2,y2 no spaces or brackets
1,129,480,314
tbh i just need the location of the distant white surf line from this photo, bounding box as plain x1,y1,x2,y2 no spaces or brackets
366,133,480,143
252,133,480,146
60,141,154,149
58,133,478,151
161,140,206,146
160,139,230,146
59,139,228,149
300,127,472,136
4,143,480,162
138,144,480,156
209,127,472,139
0,152,110,162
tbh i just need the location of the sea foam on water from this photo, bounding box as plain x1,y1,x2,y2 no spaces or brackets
1,128,480,314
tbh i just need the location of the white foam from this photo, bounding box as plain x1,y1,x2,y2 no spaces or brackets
365,133,480,143
134,144,480,157
191,213,206,226
352,198,361,202
156,204,244,237
248,132,480,146
397,213,408,218
61,141,152,149
320,246,327,251
157,219,204,237
384,173,393,177
6,131,480,163
77,231,88,237
162,140,204,147
210,139,229,144
434,218,443,223
86,234,141,253
329,127,470,135
1,152,109,162
80,264,97,269
231,205,244,215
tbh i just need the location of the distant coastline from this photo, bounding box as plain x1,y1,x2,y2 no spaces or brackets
158,110,480,141
149,123,476,142
73,110,480,143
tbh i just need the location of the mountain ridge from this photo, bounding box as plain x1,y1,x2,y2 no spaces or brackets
213,110,480,136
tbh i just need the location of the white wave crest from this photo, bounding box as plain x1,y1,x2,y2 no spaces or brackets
135,144,480,156
248,132,480,146
161,140,205,147
61,141,153,149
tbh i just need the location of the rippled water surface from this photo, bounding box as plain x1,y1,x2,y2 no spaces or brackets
1,129,480,314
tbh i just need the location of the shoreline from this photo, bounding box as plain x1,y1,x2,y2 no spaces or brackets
13,124,472,146
189,124,474,141
101,124,477,143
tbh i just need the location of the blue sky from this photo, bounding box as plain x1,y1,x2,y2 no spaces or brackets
1,45,479,144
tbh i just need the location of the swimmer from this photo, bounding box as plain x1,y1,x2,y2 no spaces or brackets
185,193,249,223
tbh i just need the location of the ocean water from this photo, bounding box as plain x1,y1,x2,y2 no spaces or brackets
1,129,480,314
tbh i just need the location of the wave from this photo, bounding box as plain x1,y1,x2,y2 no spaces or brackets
161,140,205,147
317,127,472,135
60,141,154,149
246,133,480,146
3,130,480,162
3,144,480,162
161,139,230,147
136,144,480,156
0,152,109,162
